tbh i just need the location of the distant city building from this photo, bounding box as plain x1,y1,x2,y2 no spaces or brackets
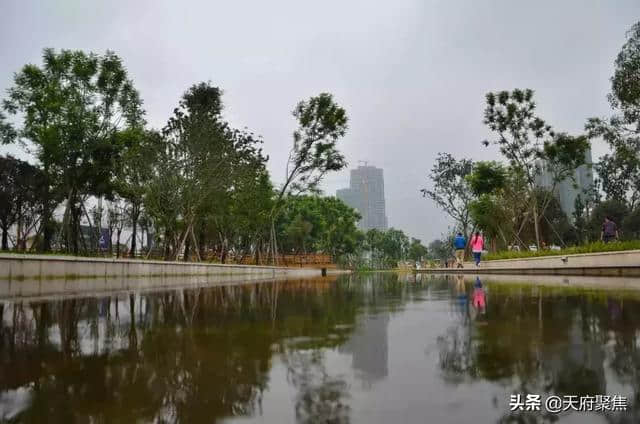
535,148,594,220
337,164,388,231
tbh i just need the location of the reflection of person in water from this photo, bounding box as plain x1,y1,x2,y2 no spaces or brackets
455,274,465,295
608,298,622,321
453,275,468,321
472,277,486,316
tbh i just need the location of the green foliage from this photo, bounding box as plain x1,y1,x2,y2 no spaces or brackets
421,153,474,237
363,228,410,269
0,112,17,145
0,156,45,250
622,207,640,240
586,21,640,208
277,195,361,260
611,21,640,119
270,93,349,262
467,165,529,249
483,89,589,247
469,194,502,241
3,48,144,253
483,88,553,184
427,238,449,262
408,238,429,261
572,195,588,244
587,199,628,240
542,133,590,180
152,82,271,261
280,93,348,197
465,161,507,196
484,240,640,261
115,128,162,256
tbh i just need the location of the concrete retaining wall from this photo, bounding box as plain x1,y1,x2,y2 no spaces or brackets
0,253,325,281
419,249,640,276
0,273,329,301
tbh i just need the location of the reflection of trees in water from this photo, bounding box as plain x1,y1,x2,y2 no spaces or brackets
283,349,351,424
436,284,640,423
0,277,366,422
0,273,508,423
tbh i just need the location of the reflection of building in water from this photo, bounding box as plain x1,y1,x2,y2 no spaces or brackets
339,313,390,386
541,311,605,394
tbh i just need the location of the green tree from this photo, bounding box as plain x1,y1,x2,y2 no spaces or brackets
217,165,274,264
271,93,349,262
0,156,44,250
0,111,17,145
422,153,474,240
408,238,429,262
588,199,628,241
484,89,589,247
276,195,361,261
467,162,529,249
160,82,268,261
465,161,507,195
572,195,588,244
115,129,162,257
145,144,183,260
587,21,640,209
364,228,410,268
622,207,640,240
427,239,449,262
315,197,361,261
4,48,144,253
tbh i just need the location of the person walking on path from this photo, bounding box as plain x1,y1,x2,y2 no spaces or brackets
453,232,466,268
470,231,484,267
601,216,619,243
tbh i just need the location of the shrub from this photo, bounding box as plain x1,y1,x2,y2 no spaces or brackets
484,240,640,261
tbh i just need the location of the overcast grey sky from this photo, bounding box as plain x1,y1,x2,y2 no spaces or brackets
1,0,639,242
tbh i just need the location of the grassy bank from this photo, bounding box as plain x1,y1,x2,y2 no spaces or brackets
484,240,640,261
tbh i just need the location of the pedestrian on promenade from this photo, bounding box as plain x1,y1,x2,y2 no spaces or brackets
470,231,484,267
601,216,619,243
453,232,466,268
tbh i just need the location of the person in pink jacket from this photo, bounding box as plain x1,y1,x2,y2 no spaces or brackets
470,231,484,266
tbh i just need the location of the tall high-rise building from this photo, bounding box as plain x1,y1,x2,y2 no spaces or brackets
535,148,594,220
337,165,388,231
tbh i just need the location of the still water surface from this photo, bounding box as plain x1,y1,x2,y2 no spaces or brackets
1,273,640,423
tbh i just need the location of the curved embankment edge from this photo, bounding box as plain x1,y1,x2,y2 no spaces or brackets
0,253,342,281
418,249,640,277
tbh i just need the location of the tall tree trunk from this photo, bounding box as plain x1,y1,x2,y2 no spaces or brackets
16,206,23,252
190,226,201,262
130,204,140,258
270,219,279,266
175,221,192,261
198,222,206,260
67,191,81,256
108,227,114,256
183,234,191,262
116,228,122,258
220,244,227,264
532,195,541,248
163,228,171,260
1,223,8,251
40,167,54,253
72,207,80,256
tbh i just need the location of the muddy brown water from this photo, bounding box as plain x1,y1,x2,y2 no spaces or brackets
1,273,639,423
